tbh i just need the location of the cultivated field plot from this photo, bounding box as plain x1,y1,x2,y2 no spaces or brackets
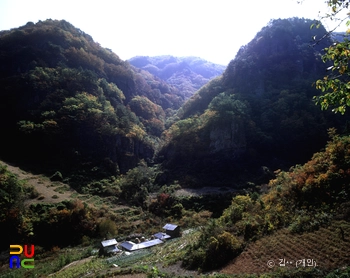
221,220,350,275
106,249,153,267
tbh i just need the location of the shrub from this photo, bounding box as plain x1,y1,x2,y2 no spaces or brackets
326,266,350,278
119,164,156,206
25,185,40,199
50,171,63,181
183,230,243,271
182,247,206,270
58,252,72,268
204,231,243,270
288,211,331,234
98,219,117,238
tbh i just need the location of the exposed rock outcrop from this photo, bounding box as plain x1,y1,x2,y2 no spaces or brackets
209,120,246,159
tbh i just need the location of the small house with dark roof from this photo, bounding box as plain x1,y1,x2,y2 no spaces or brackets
99,239,120,256
163,223,180,238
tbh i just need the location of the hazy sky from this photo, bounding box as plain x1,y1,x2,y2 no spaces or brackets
0,0,346,65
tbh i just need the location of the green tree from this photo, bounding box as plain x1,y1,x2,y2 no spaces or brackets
0,164,26,250
208,92,247,120
0,164,24,220
119,164,155,206
314,0,350,114
98,219,117,238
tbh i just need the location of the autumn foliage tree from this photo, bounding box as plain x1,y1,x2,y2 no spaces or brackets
128,96,165,136
314,0,350,114
183,128,350,271
0,19,186,183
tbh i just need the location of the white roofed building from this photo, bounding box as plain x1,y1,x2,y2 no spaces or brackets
99,239,120,256
119,239,164,251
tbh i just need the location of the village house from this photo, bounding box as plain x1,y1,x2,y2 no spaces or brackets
119,238,164,251
99,239,120,256
118,223,181,252
163,223,180,238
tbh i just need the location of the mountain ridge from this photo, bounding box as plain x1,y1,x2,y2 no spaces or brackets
157,18,350,187
0,19,182,180
128,55,225,99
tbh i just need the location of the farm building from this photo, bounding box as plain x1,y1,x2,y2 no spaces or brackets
153,232,171,240
99,239,120,256
119,239,164,251
163,223,180,238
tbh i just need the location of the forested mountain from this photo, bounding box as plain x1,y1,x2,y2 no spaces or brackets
2,17,350,277
158,18,350,187
1,18,348,188
128,55,225,99
0,19,184,180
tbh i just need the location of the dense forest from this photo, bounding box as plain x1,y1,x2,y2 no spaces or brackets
0,19,185,180
1,17,350,277
158,18,350,187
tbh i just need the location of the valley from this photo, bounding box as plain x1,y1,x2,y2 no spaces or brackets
0,15,350,277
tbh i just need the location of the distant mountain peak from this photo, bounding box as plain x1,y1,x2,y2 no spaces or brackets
128,55,225,99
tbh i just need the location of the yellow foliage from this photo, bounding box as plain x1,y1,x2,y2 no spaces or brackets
217,231,240,248
276,203,284,212
233,195,252,206
43,119,58,127
208,236,219,250
126,124,146,139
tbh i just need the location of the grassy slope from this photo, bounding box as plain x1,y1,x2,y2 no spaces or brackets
1,160,77,204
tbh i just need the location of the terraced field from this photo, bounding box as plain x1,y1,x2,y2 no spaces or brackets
1,160,155,237
220,220,350,275
2,161,77,204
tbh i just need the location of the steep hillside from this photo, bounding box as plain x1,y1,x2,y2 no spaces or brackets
158,18,350,187
220,221,350,275
0,160,162,251
0,19,183,180
128,55,225,99
182,130,350,274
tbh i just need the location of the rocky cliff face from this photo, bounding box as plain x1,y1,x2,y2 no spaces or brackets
209,120,246,159
115,135,154,173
